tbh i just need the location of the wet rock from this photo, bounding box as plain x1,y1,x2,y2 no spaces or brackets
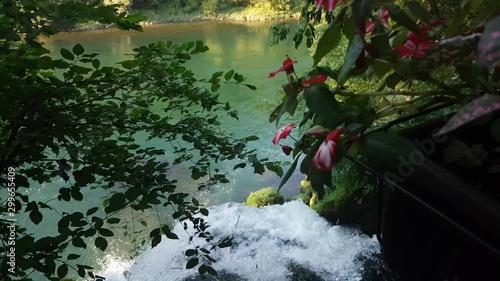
182,271,246,281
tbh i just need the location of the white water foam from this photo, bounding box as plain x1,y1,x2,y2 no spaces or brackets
100,201,380,281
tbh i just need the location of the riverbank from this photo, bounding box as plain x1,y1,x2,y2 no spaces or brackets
71,6,300,31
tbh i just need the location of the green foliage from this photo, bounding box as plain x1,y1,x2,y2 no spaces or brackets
246,187,285,207
268,0,500,196
0,1,276,280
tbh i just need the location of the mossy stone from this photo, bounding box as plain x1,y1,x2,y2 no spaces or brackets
246,187,284,207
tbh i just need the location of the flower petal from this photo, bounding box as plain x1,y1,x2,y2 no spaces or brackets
272,124,296,145
312,140,336,171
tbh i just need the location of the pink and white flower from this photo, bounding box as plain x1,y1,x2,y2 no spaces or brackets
272,124,296,145
312,128,345,171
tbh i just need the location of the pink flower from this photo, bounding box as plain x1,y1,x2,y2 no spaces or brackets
272,124,296,145
315,0,345,12
268,58,297,79
394,19,447,59
281,145,293,155
393,32,432,58
302,75,328,87
366,8,389,33
312,128,345,171
312,140,337,171
326,128,344,142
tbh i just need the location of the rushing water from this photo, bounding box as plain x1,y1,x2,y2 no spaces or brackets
30,21,394,281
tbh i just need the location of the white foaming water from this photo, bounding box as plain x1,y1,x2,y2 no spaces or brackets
100,201,380,281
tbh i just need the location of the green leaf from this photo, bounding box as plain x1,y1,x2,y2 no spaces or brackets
57,264,69,278
277,154,301,194
265,162,284,177
224,69,234,81
355,131,418,173
233,163,246,170
107,218,120,224
92,59,100,69
86,207,99,216
387,4,419,33
67,254,81,260
444,5,469,37
61,48,74,60
29,209,43,225
99,228,114,237
151,235,161,248
405,0,431,23
304,85,340,118
338,35,364,85
166,232,179,240
200,208,209,216
72,237,86,249
313,21,343,66
478,16,500,68
352,0,374,23
73,168,96,186
186,258,199,269
105,193,127,214
95,236,108,251
373,59,393,78
72,43,84,56
243,83,257,90
185,249,198,256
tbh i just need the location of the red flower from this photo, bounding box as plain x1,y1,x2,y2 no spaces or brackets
302,75,328,87
315,0,348,12
272,124,295,145
268,58,297,79
366,8,389,33
312,128,344,171
281,145,293,155
394,19,447,59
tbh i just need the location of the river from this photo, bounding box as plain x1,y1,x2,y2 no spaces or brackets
34,21,394,281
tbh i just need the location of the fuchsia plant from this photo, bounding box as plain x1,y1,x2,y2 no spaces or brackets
268,0,500,196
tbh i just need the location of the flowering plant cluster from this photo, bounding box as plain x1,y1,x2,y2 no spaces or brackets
269,0,500,196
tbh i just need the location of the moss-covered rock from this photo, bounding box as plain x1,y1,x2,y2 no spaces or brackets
246,187,284,207
299,177,318,207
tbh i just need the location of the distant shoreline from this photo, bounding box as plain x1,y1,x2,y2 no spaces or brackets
68,9,300,32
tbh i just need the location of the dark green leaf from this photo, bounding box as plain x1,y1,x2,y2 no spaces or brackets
352,0,374,23
95,236,108,251
277,154,301,194
72,43,84,56
387,4,419,33
186,258,199,269
313,23,343,66
99,228,114,237
405,0,431,23
67,254,80,260
338,35,364,85
233,163,246,170
224,70,234,81
185,249,198,256
200,208,209,216
166,232,179,240
57,264,69,278
105,193,127,214
29,210,43,225
86,207,99,216
61,48,75,60
72,237,86,249
355,131,419,173
243,83,257,90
